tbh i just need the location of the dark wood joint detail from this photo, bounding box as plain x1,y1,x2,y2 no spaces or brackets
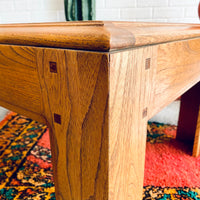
54,113,61,124
49,61,57,73
142,107,148,118
145,58,151,70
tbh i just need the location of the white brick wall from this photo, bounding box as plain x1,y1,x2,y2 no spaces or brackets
96,0,200,23
0,0,199,24
0,0,65,24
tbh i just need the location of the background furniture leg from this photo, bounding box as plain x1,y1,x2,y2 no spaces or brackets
177,82,200,157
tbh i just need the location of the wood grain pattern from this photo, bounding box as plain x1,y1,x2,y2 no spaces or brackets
109,46,156,200
1,21,200,51
0,45,44,122
36,46,157,200
37,48,109,200
149,38,200,118
0,21,110,51
177,82,200,157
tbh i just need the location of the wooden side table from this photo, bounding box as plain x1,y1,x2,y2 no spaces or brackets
0,21,200,200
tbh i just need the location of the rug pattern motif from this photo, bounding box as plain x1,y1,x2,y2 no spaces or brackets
0,113,55,200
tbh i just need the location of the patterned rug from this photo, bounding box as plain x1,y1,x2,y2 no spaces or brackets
0,112,55,200
0,112,199,199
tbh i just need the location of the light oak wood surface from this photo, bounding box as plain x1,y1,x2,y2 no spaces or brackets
0,21,200,200
149,38,200,118
109,46,156,200
0,45,45,123
1,21,200,51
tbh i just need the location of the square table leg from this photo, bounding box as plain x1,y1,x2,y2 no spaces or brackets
36,46,156,200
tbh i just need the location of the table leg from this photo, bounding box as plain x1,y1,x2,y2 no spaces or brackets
108,48,156,200
177,82,200,157
36,47,155,200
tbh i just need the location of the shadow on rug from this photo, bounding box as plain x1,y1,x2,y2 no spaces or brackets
0,112,200,199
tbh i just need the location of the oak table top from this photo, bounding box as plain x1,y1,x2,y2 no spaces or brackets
1,21,200,51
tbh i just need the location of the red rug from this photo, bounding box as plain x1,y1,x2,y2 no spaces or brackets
144,123,200,187
143,122,200,199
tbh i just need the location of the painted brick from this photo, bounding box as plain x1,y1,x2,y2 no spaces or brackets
121,8,152,20
153,7,184,18
96,0,105,9
0,11,31,23
137,0,168,7
42,0,64,11
0,0,14,11
185,7,198,18
169,0,199,7
138,18,168,22
96,9,120,20
58,10,66,21
27,0,43,10
0,0,199,24
14,0,29,11
106,0,136,8
167,18,200,23
31,11,58,22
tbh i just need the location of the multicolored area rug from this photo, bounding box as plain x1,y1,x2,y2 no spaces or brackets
0,112,55,200
0,112,200,199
